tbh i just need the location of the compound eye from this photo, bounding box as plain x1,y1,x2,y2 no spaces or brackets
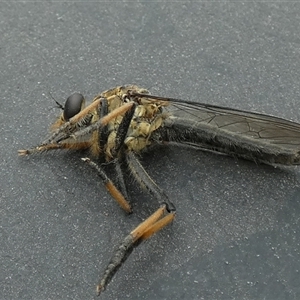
63,93,85,121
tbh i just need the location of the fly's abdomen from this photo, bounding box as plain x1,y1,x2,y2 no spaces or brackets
156,110,300,166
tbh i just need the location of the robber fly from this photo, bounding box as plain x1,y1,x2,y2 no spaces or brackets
18,85,300,295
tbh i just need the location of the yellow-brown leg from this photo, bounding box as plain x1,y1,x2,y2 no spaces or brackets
42,100,134,146
81,158,132,213
96,204,175,295
18,99,134,156
18,141,91,156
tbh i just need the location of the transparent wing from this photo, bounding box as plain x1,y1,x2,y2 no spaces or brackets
168,100,300,148
134,93,300,165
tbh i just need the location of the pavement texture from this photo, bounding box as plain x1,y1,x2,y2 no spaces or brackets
1,2,300,300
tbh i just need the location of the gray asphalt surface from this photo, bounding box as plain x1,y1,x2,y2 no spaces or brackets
1,2,300,300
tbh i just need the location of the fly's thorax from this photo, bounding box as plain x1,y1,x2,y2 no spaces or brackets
97,85,168,159
100,85,150,100
125,137,151,152
130,120,151,137
124,115,168,152
134,102,162,119
124,103,169,153
105,131,117,159
107,95,123,113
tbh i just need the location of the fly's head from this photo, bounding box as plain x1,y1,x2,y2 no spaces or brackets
51,93,87,130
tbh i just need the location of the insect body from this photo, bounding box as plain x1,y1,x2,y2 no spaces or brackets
18,85,300,295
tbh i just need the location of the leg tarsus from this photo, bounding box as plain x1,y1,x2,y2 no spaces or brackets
96,235,138,295
96,205,175,295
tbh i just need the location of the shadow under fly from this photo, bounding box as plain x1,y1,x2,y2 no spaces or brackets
18,85,300,295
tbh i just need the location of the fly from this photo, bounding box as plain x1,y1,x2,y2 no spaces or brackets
18,85,300,295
